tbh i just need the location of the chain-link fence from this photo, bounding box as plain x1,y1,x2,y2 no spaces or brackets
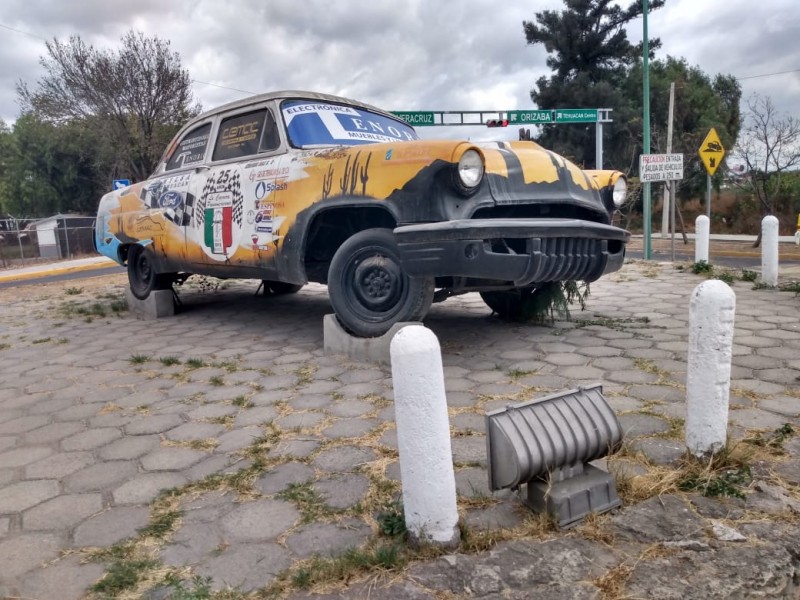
0,217,97,269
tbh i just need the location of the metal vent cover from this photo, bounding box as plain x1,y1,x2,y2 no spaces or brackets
485,384,623,491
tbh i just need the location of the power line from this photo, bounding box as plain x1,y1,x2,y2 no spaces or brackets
0,23,47,41
737,68,800,81
190,79,255,96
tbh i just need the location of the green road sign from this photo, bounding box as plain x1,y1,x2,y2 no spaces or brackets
392,111,435,126
507,110,554,124
555,109,598,123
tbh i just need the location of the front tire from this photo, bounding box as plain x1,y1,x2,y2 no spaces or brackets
127,245,174,300
328,228,434,337
480,286,545,321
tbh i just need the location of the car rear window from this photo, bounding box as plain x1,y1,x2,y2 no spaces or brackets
213,109,268,161
165,123,212,171
281,100,418,147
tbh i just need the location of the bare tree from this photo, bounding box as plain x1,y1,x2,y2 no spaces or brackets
734,94,800,244
18,31,198,182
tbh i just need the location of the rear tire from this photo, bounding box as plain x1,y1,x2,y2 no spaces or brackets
127,245,174,300
328,228,434,337
480,286,544,321
261,280,303,295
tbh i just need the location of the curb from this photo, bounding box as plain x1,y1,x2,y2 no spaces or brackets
0,259,119,284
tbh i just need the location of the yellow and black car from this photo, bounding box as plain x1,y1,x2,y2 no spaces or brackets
95,91,629,337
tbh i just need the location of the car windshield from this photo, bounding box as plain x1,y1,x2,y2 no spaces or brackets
281,100,419,148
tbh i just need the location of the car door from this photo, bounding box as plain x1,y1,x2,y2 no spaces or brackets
185,105,286,276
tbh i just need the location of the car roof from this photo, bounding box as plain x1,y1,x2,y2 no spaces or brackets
187,90,400,128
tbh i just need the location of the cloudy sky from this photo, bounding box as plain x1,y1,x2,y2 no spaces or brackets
1,0,798,143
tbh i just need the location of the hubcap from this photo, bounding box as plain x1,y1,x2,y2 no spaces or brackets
352,256,402,312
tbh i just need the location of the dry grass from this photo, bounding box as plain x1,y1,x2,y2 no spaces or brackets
161,438,219,452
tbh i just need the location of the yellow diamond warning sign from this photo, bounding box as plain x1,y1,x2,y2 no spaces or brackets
698,128,725,176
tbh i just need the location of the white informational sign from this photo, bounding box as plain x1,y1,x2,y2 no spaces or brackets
639,154,684,182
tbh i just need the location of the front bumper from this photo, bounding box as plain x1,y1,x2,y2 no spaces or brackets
394,218,629,286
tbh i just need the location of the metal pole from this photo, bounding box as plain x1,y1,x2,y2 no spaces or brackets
662,82,675,236
595,121,601,169
63,220,71,259
16,219,24,262
706,174,712,220
642,0,652,260
670,181,676,262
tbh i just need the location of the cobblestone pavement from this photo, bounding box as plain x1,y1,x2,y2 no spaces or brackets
0,261,798,599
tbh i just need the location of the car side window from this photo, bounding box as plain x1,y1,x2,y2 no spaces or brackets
213,109,267,161
259,109,281,153
165,123,212,171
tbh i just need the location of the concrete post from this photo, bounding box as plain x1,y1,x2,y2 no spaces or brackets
761,215,779,287
686,280,736,457
390,325,459,548
695,215,710,263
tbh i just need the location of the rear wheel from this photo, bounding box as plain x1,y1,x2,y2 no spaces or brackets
261,280,303,295
480,286,545,321
127,245,174,300
328,228,434,337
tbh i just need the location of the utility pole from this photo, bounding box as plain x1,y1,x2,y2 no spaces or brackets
661,82,675,236
642,0,652,260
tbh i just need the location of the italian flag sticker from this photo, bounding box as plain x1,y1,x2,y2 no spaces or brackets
204,207,232,254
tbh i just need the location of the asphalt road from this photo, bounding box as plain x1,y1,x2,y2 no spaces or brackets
0,265,125,289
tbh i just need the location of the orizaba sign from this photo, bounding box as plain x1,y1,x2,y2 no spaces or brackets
639,153,684,183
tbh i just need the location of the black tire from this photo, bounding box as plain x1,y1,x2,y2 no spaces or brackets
261,280,303,295
127,245,174,300
480,286,544,321
328,228,434,337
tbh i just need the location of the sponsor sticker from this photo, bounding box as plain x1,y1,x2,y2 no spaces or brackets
158,190,183,210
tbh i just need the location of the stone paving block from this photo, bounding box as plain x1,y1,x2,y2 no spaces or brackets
0,415,50,435
0,446,53,468
64,460,139,492
112,473,188,505
52,402,106,423
269,439,321,459
161,523,226,566
730,379,785,396
202,385,254,403
451,413,485,433
285,518,372,559
0,480,59,512
327,399,373,418
322,418,377,440
164,422,225,441
758,397,800,418
233,406,278,427
606,369,659,385
285,394,328,410
73,506,150,547
23,493,103,530
215,428,262,453
277,411,326,430
626,385,685,403
98,435,160,460
463,502,523,531
0,532,63,579
195,542,292,591
336,382,388,398
221,499,300,541
256,462,316,495
629,438,685,466
451,435,488,466
12,554,105,600
609,495,706,543
314,474,369,509
142,447,207,471
24,451,95,479
61,427,122,451
728,408,793,431
557,365,606,381
455,467,491,498
313,445,375,472
0,436,14,453
618,413,671,437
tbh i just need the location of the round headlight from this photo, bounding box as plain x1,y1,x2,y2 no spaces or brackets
612,177,627,207
457,149,484,190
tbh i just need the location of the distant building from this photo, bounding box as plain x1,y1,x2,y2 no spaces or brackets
29,214,96,259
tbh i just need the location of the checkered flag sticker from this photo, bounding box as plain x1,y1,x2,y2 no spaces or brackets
194,169,243,228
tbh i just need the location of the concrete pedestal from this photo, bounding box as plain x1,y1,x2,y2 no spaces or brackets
125,289,175,319
323,315,420,364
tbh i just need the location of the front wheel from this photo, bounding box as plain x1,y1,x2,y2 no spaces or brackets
328,228,434,337
480,286,545,321
127,244,174,300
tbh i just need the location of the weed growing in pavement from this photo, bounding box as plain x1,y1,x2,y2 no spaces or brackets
90,558,158,596
377,501,407,537
185,358,205,369
31,337,52,344
160,574,213,600
714,271,735,285
691,260,713,274
129,354,151,364
0,343,9,351
231,395,253,408
506,368,537,380
65,286,83,295
781,281,800,295
573,315,651,331
208,375,224,386
277,481,338,523
744,423,795,454
740,269,758,282
159,356,181,366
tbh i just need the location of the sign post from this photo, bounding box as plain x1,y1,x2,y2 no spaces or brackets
698,128,726,220
639,154,684,261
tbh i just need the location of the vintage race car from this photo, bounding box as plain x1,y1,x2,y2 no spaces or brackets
95,91,629,337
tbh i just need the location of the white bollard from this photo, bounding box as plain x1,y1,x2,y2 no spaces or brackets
686,280,736,457
695,215,710,263
390,325,459,547
761,215,779,287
